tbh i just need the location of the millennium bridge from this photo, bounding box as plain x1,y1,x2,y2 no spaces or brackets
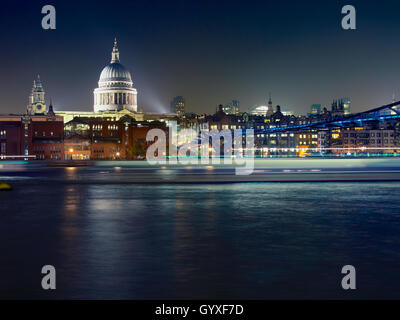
259,100,400,134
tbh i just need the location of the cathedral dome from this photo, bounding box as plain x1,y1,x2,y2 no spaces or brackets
93,39,138,113
99,62,132,83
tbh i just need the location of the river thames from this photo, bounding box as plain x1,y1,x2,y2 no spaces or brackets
1,160,400,299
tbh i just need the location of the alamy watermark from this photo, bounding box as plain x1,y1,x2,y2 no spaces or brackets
341,5,356,30
41,265,56,290
341,265,356,290
145,122,255,175
41,5,56,30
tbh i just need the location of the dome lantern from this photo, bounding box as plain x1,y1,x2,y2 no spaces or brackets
111,37,120,63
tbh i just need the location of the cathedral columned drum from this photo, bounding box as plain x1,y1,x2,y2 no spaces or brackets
93,39,138,113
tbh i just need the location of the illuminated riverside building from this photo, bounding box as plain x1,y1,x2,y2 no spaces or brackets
297,132,318,147
256,132,297,156
64,116,167,160
326,127,398,155
199,105,257,132
0,107,64,160
93,39,137,113
55,39,175,124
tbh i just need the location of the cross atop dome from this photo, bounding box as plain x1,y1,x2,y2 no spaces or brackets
111,37,120,63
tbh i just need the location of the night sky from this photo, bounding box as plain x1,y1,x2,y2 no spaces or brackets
1,0,400,115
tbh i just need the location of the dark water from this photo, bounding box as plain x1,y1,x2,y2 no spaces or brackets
1,168,400,299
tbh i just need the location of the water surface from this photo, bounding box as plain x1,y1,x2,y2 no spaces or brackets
1,167,400,299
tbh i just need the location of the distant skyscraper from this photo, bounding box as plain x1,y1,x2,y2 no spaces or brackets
27,75,46,115
222,100,239,114
331,98,351,116
171,96,185,115
310,104,321,115
342,98,351,115
331,100,342,116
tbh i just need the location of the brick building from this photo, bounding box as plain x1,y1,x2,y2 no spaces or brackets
0,109,64,160
64,115,167,160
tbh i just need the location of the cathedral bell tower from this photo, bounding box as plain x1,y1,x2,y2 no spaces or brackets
27,75,47,115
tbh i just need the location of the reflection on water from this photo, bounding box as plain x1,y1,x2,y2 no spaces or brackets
63,186,80,216
1,170,400,299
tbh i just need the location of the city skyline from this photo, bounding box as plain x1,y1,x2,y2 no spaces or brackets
3,0,400,303
1,0,400,115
